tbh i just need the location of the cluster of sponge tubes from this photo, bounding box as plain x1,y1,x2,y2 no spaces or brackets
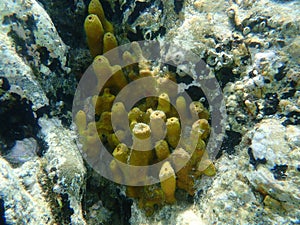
77,0,216,216
84,0,115,57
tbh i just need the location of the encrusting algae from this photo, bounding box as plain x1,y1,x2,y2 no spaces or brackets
76,0,216,216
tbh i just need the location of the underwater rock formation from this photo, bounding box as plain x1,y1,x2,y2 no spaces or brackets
0,0,299,224
0,0,87,224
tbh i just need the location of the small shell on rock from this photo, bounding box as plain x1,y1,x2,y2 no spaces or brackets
4,138,38,165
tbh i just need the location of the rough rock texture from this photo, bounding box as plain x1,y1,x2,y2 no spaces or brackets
0,0,299,224
39,117,87,225
0,0,87,224
130,119,300,224
0,117,87,225
0,158,54,225
128,0,300,224
0,0,77,115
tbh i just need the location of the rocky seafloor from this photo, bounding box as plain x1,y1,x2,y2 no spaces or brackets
0,0,299,224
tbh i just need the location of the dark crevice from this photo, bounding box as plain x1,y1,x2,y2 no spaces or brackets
84,166,132,225
282,111,300,126
46,90,75,126
0,199,6,225
59,194,74,224
37,0,86,48
5,13,37,66
0,92,40,153
274,63,287,81
0,78,49,160
248,147,267,168
215,67,239,89
281,89,296,99
185,86,208,106
36,46,51,66
100,0,114,21
126,1,158,24
216,130,242,158
263,93,279,115
174,0,184,14
271,164,288,180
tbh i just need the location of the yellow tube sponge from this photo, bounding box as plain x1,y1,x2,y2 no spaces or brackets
112,143,132,184
129,123,153,165
109,159,123,183
110,65,128,91
103,32,119,65
93,55,112,77
131,42,150,72
93,55,127,93
128,123,153,186
154,140,170,161
190,119,210,141
189,139,206,167
122,51,138,78
92,55,113,91
166,117,181,148
111,102,128,130
128,107,144,124
189,101,209,120
112,143,129,163
96,111,113,139
83,122,101,158
95,88,115,116
157,93,171,114
84,14,104,57
196,152,216,177
150,110,166,142
170,148,190,173
142,108,153,125
131,123,152,152
131,41,145,61
170,148,195,195
201,163,216,177
88,0,114,33
75,110,87,135
159,161,176,204
176,96,188,120
107,130,126,150
103,32,118,53
122,51,136,65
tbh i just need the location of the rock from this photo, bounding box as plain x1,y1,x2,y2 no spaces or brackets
0,0,299,224
129,0,300,223
0,0,76,112
39,117,86,225
0,158,54,225
0,0,87,222
0,116,87,225
246,118,300,215
250,119,290,168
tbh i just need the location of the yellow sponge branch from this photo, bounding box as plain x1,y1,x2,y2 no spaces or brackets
84,14,104,57
88,0,114,33
159,161,176,204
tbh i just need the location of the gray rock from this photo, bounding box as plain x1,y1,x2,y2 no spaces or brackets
0,0,87,224
0,0,74,111
0,117,87,225
0,158,54,225
39,117,87,225
129,0,300,224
